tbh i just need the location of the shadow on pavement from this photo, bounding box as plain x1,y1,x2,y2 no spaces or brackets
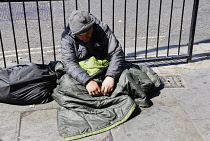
127,106,141,121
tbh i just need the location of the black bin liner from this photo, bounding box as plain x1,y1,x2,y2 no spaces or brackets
0,63,57,105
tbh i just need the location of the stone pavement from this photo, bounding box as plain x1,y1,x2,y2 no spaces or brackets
1,43,210,141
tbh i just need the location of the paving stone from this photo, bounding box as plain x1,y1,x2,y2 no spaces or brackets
193,119,210,141
172,69,210,119
193,44,206,54
111,106,176,141
19,109,63,141
199,43,210,52
77,131,112,141
0,111,19,141
0,101,55,113
171,106,203,141
151,67,161,74
151,88,179,107
157,66,181,74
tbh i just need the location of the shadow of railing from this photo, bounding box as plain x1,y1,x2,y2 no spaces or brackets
125,44,189,57
194,39,210,44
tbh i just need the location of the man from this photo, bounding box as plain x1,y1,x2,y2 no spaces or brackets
61,10,124,97
53,10,160,140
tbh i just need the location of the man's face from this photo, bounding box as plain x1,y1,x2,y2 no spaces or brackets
76,27,93,42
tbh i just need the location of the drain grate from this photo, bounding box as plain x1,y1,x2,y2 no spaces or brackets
0,2,50,21
159,74,186,88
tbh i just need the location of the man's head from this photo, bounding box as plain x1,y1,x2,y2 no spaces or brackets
69,10,95,42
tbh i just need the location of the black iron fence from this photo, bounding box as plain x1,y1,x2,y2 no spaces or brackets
0,0,199,68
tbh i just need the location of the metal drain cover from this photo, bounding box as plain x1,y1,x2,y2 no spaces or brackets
159,74,186,88
0,2,50,21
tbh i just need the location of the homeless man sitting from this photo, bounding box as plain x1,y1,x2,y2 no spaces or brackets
61,10,124,97
52,10,161,140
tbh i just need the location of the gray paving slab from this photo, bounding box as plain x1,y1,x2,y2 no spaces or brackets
199,43,210,52
77,131,113,141
0,111,19,141
0,101,60,141
170,105,203,141
111,86,203,141
193,119,210,141
172,69,210,120
193,44,207,54
155,58,210,141
0,101,57,113
151,88,179,108
19,108,63,141
111,106,177,141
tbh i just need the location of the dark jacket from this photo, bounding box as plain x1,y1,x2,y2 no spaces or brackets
61,15,124,85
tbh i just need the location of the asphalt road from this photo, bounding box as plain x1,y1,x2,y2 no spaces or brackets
0,0,209,66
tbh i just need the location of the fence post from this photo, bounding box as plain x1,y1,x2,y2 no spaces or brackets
187,0,199,62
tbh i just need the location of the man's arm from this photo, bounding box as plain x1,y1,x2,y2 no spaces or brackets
61,33,91,86
101,24,124,80
95,19,124,94
105,32,124,79
61,31,102,96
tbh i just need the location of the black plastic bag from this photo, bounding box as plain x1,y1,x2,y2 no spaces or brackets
0,63,57,105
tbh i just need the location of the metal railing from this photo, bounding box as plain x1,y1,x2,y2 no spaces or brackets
0,0,199,68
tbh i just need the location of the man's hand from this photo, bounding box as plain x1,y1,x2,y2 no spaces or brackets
101,76,115,95
86,80,102,96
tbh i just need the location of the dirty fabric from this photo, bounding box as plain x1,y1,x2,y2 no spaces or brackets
52,63,161,140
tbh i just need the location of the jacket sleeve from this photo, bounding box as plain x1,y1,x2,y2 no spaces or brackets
105,28,124,81
94,17,124,81
61,32,91,86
